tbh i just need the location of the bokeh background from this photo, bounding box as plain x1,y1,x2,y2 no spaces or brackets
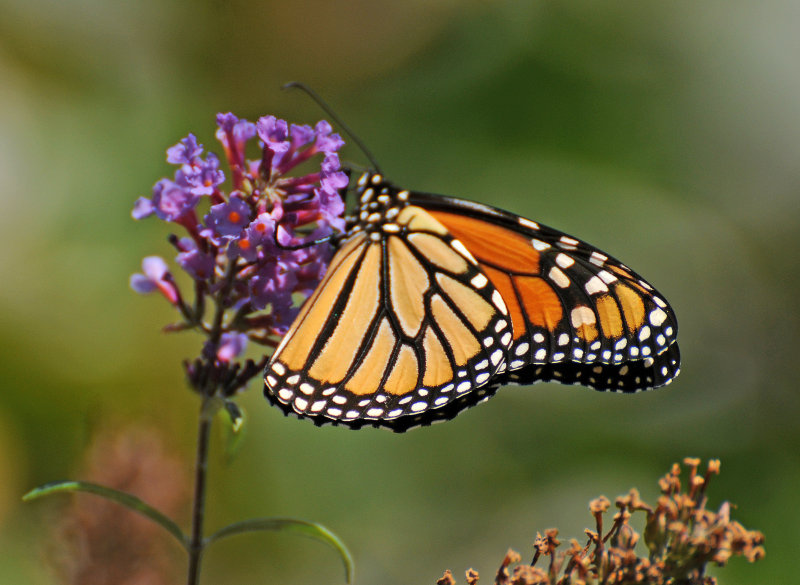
1,1,798,583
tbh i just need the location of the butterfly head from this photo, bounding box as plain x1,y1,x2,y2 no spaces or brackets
344,172,411,241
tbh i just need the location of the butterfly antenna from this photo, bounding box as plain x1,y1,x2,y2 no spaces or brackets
283,81,383,174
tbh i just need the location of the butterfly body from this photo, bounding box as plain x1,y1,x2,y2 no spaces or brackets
264,172,679,431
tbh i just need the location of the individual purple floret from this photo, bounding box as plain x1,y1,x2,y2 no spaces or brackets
131,196,156,220
131,111,348,396
167,134,204,166
205,197,252,238
257,116,291,155
149,179,199,222
184,153,225,197
176,239,215,281
314,120,345,154
216,113,257,149
130,256,179,304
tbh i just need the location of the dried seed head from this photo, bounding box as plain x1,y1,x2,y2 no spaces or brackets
590,496,610,514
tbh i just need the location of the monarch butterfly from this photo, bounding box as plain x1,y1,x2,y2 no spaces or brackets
263,169,680,432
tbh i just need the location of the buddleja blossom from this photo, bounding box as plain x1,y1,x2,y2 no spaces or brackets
131,113,348,396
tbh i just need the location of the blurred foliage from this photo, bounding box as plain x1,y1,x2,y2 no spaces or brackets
1,1,797,584
37,426,188,585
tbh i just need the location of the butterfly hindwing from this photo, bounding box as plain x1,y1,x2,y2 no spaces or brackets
386,335,679,433
265,181,512,429
501,340,681,392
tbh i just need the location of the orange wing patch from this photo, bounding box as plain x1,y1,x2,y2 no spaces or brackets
595,295,623,339
614,283,646,333
516,276,563,330
388,235,429,337
421,327,453,387
429,210,540,272
344,317,395,395
383,344,419,395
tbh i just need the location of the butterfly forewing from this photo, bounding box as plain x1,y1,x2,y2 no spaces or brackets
410,191,679,393
265,179,512,429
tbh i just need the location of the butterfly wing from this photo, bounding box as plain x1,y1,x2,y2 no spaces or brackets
410,191,680,393
264,204,512,430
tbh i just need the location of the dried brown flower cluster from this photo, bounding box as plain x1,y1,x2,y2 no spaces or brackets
437,458,764,585
48,426,189,585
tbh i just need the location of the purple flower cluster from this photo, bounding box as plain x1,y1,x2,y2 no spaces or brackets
131,113,347,374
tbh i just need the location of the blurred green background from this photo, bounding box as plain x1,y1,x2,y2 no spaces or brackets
1,1,798,583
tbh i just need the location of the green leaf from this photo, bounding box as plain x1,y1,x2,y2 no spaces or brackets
219,400,246,464
23,480,188,550
206,517,354,583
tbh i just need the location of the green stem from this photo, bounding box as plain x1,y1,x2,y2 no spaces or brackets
208,261,239,346
187,398,215,585
187,258,238,584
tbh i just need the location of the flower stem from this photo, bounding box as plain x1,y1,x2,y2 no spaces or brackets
187,397,215,585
